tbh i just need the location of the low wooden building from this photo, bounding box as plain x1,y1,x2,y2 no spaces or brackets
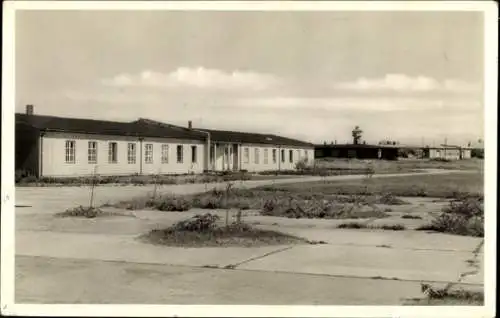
314,144,399,160
15,106,314,177
422,145,472,160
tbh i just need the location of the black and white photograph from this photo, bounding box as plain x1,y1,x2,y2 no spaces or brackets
1,1,497,317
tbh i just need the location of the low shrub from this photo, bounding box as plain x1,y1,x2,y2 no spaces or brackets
337,222,406,231
141,213,309,247
376,193,409,205
420,283,484,302
173,213,220,232
416,197,484,237
155,196,192,212
56,206,103,218
401,214,423,219
260,197,389,220
377,224,406,231
294,158,310,171
337,222,367,229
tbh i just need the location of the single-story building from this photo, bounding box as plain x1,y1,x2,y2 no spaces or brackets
422,145,472,160
15,106,314,177
314,144,399,160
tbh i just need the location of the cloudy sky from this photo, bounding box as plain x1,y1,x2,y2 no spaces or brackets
16,10,484,146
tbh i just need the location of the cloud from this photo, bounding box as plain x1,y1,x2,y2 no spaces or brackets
101,67,282,91
334,74,481,93
233,96,481,112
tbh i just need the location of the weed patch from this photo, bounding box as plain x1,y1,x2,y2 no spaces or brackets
405,283,484,305
55,206,104,218
401,214,423,219
337,222,368,229
376,193,409,205
337,222,406,231
260,197,389,219
140,213,309,247
416,197,484,237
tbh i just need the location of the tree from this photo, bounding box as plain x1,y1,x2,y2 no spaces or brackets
352,126,363,145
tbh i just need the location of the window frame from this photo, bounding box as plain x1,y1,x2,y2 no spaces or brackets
127,143,137,164
65,140,76,164
243,147,250,164
176,145,184,163
108,142,118,164
263,148,269,164
191,145,197,163
161,144,169,164
88,141,98,164
145,143,154,164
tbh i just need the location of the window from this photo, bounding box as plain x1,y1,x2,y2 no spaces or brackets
145,144,153,164
254,148,260,164
88,141,97,164
177,145,183,163
289,150,293,163
272,149,277,163
65,140,76,163
127,143,136,164
305,150,309,160
108,142,118,163
281,149,285,163
263,148,269,164
243,147,250,164
161,144,169,163
191,145,197,163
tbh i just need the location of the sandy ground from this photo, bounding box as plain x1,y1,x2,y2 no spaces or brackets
13,170,484,305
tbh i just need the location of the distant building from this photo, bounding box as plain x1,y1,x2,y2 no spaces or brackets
314,144,399,160
422,145,472,160
15,105,315,177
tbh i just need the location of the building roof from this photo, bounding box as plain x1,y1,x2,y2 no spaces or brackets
15,113,206,141
314,143,400,149
15,113,314,147
424,145,472,150
134,118,314,147
198,128,314,147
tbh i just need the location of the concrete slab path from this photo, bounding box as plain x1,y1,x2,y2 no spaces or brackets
16,255,433,305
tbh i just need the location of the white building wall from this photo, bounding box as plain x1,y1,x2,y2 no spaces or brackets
429,148,461,160
40,131,314,176
461,149,472,159
239,143,314,172
40,132,205,177
140,137,205,175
